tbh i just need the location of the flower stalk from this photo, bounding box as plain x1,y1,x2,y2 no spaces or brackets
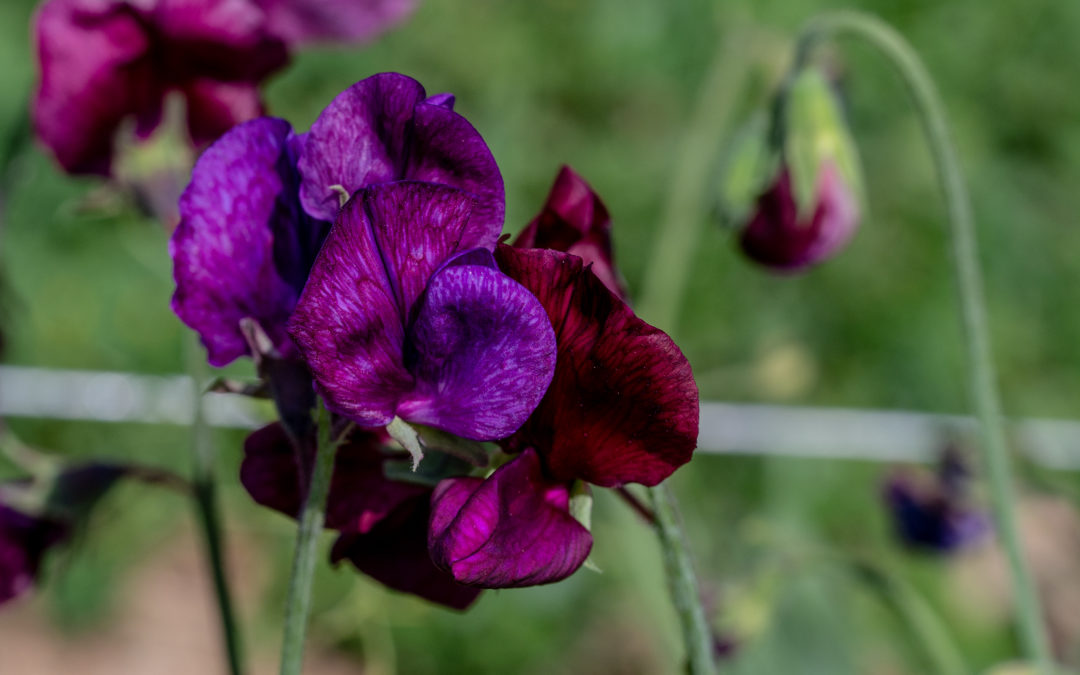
279,400,348,675
186,336,244,675
787,10,1053,671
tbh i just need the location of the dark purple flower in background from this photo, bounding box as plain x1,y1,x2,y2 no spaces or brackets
428,244,699,588
514,165,627,299
288,182,556,440
241,422,480,609
171,73,502,369
0,503,68,605
883,445,989,554
32,0,416,175
739,162,859,272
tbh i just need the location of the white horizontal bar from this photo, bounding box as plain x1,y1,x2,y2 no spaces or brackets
2,366,1079,469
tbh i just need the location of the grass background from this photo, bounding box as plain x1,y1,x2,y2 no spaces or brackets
3,0,1080,672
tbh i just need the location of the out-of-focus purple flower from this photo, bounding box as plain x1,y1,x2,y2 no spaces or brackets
32,0,416,176
514,165,627,299
883,446,989,554
0,503,68,605
739,162,859,271
429,244,699,588
241,422,480,609
288,182,556,441
171,73,503,370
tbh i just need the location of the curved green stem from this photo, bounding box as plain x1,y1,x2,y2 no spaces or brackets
186,337,244,675
279,401,347,675
647,484,716,675
789,11,1053,671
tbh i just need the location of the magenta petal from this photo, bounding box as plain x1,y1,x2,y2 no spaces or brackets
297,73,503,240
0,503,68,605
170,117,321,366
240,422,426,531
32,0,151,174
331,498,481,610
429,449,592,588
288,182,479,427
497,246,699,487
398,257,556,440
183,79,264,147
515,165,627,299
256,0,416,46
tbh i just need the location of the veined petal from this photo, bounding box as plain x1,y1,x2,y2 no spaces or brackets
240,422,426,531
256,0,416,46
331,498,481,610
32,0,152,174
297,72,503,238
398,254,556,440
515,165,626,299
429,449,592,588
496,246,699,487
171,117,323,366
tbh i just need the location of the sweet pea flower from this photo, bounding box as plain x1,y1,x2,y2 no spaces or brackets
171,73,503,369
428,244,699,588
241,422,480,609
32,0,415,175
0,502,68,605
288,181,556,441
514,165,627,299
738,162,859,271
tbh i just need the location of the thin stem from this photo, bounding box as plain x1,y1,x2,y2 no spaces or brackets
790,11,1053,671
186,337,244,675
647,484,716,675
615,486,657,525
279,401,348,675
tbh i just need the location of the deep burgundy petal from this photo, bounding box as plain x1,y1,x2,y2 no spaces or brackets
170,117,327,366
297,72,503,240
32,0,152,174
240,422,426,531
428,449,592,588
183,79,265,147
739,162,859,271
515,165,627,299
331,497,481,610
0,503,68,605
256,0,416,46
496,246,699,487
288,182,482,427
398,254,556,440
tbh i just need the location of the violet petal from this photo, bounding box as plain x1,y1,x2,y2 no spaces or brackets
429,449,592,588
0,503,68,605
256,0,416,46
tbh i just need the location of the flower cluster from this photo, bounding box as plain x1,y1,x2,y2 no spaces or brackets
171,72,699,608
32,0,415,175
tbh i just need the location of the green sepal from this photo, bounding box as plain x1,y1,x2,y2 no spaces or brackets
568,481,602,573
715,113,779,228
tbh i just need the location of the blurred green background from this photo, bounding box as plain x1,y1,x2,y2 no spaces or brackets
2,0,1080,673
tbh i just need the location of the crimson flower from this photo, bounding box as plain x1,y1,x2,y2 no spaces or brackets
32,0,415,175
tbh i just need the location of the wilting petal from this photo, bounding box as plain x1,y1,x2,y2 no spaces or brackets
257,0,416,46
331,497,481,610
240,422,426,531
739,163,859,271
183,79,264,147
497,246,698,487
0,503,68,605
297,73,503,240
399,254,556,440
429,449,592,588
171,117,325,366
288,182,481,427
515,165,626,299
32,0,152,174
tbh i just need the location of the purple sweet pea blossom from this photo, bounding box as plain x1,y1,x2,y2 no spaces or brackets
171,73,503,368
288,181,556,441
429,243,699,588
0,503,68,605
32,0,416,175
